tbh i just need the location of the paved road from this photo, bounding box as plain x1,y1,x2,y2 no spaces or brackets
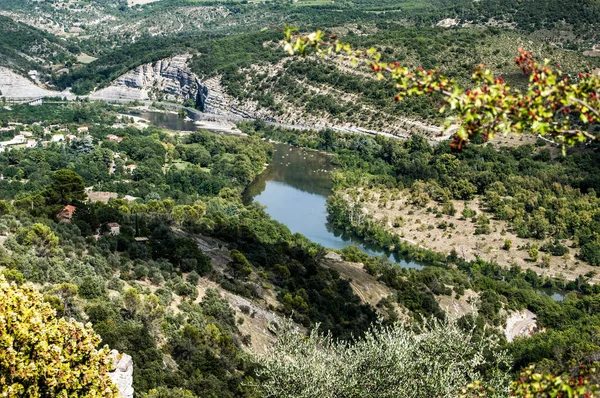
506,309,536,342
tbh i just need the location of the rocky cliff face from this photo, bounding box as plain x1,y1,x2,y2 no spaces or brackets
108,350,134,398
0,67,64,98
91,55,207,108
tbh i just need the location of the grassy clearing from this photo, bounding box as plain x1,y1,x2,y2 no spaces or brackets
76,53,97,64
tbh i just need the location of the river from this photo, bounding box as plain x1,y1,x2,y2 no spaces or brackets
133,110,241,135
138,112,575,296
136,111,198,131
135,112,417,266
244,143,422,269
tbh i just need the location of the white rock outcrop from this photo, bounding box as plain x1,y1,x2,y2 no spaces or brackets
0,67,63,98
505,309,537,342
90,54,207,107
108,350,134,398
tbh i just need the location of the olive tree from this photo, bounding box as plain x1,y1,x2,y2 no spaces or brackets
257,318,511,398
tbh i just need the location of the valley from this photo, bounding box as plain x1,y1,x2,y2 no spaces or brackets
1,0,600,397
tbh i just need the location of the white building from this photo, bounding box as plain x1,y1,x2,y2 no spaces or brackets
0,135,26,148
107,223,121,235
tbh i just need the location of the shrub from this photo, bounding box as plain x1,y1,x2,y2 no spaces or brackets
0,276,118,397
258,318,511,398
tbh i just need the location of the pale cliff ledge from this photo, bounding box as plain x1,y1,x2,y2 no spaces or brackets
0,67,64,98
90,54,207,108
108,350,134,398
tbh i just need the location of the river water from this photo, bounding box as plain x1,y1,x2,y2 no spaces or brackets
244,143,421,268
136,111,409,264
136,111,199,131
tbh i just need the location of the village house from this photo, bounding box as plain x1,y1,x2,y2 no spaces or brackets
57,205,76,223
107,134,124,143
0,134,26,149
125,164,137,173
107,223,121,235
51,134,65,142
26,139,37,148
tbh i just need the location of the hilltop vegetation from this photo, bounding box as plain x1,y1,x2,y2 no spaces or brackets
2,102,600,396
0,15,77,75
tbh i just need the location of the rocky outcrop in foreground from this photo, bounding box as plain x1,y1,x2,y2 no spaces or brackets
108,350,134,398
90,55,207,107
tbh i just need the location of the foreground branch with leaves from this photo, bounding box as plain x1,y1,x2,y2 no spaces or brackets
281,27,600,152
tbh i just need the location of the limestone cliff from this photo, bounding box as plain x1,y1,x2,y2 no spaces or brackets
0,67,64,98
90,55,208,108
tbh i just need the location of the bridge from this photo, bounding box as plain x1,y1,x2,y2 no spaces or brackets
24,97,43,106
4,97,44,105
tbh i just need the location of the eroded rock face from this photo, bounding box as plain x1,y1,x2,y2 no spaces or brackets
108,350,134,398
0,67,62,98
91,54,207,107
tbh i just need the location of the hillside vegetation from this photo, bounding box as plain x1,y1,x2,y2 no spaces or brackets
0,15,77,75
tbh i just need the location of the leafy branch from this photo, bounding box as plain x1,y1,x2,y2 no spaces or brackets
280,25,600,153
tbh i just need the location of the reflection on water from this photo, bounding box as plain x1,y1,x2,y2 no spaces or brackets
537,288,567,302
244,143,421,269
137,111,199,132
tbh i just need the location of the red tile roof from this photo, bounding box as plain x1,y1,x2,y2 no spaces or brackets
57,205,76,221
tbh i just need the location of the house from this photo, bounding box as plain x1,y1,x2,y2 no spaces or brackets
0,134,26,148
66,134,78,141
134,237,149,243
107,222,121,235
13,135,26,144
107,134,124,143
122,195,138,202
26,139,37,148
21,131,33,137
28,70,40,84
124,164,137,173
77,126,89,133
51,134,65,142
57,205,77,223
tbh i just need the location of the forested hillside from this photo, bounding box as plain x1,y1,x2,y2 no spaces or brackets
1,0,600,396
0,15,77,75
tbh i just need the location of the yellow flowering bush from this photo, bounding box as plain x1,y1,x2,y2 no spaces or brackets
0,276,118,397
